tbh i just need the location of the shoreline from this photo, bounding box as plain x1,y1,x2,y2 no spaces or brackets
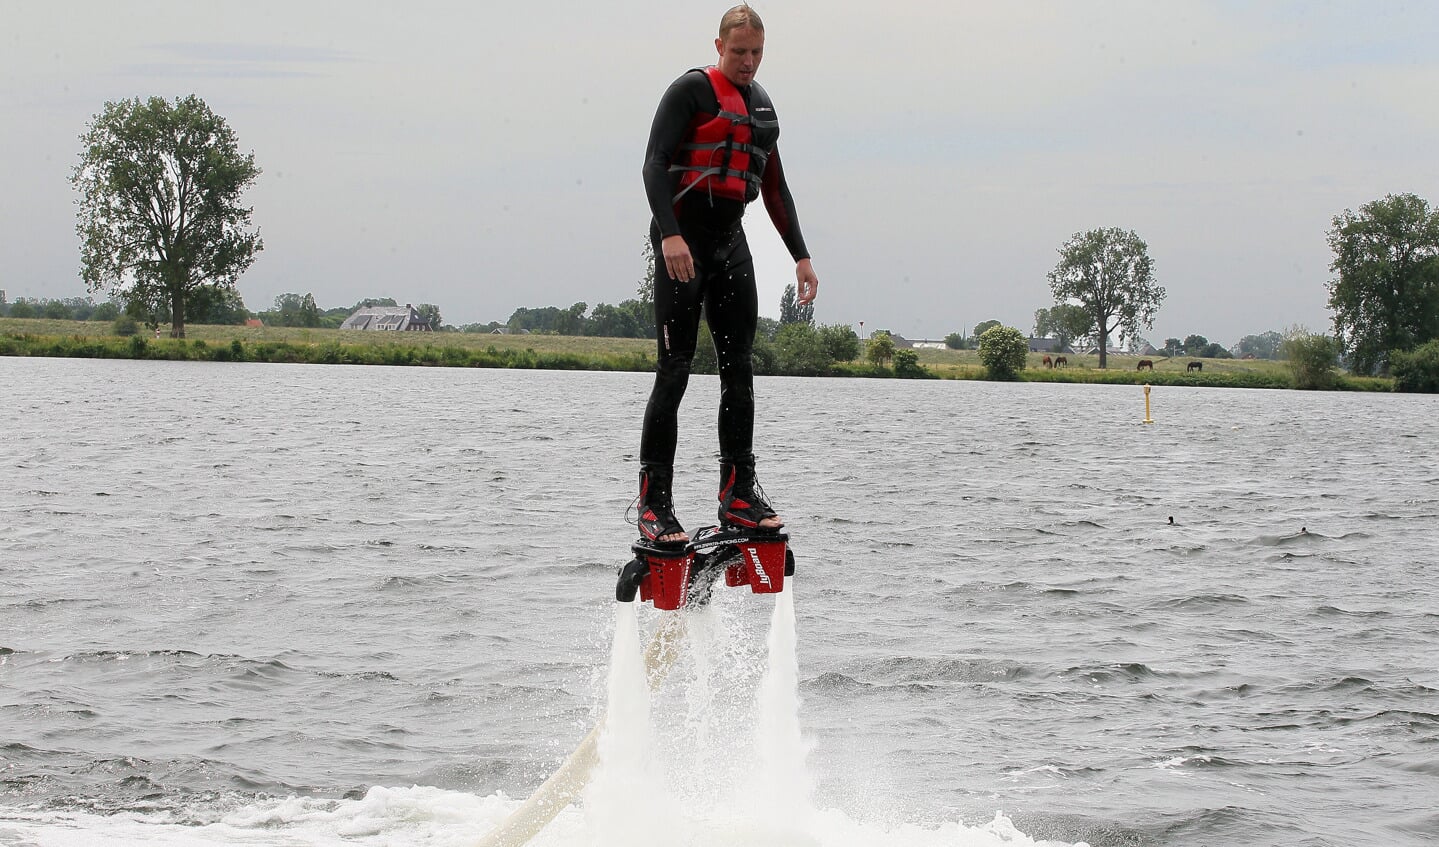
0,320,1393,391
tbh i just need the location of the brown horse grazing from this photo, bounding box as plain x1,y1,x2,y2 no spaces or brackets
1042,355,1053,368
1187,361,1203,372
1054,356,1067,367
1137,359,1154,371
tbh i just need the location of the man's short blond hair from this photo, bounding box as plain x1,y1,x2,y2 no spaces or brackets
719,4,764,39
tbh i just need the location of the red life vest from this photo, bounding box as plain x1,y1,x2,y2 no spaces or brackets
670,66,772,203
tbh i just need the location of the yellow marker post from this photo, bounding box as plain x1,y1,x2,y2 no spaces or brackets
1143,384,1154,424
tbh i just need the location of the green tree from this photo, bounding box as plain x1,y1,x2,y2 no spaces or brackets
1163,337,1183,357
892,349,931,379
507,306,560,333
1327,193,1439,375
1183,334,1209,355
1033,304,1092,350
588,302,641,337
978,324,1027,380
58,297,98,320
638,235,655,305
187,285,248,325
272,293,321,327
866,330,895,367
91,301,121,321
944,331,967,350
415,303,442,330
751,332,778,376
8,300,36,319
818,323,860,362
112,314,140,336
1283,327,1340,390
72,95,262,338
1235,331,1283,359
43,300,73,320
1390,339,1439,393
972,319,1002,339
774,322,831,375
755,316,780,341
555,302,588,335
779,283,815,326
1047,227,1165,368
623,298,655,339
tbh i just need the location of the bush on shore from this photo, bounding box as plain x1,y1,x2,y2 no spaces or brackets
1390,339,1439,393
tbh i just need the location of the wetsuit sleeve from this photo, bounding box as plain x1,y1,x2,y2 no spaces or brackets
760,146,810,261
643,74,706,239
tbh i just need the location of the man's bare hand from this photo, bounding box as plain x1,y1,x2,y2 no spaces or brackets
795,258,818,304
662,235,695,282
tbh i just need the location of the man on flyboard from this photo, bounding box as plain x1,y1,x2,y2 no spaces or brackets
633,3,818,552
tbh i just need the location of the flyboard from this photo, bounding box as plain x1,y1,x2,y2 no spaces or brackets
473,525,794,847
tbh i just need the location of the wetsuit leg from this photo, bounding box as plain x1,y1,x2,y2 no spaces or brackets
703,225,758,461
640,222,705,467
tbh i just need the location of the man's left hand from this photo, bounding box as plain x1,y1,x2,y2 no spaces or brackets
795,258,818,305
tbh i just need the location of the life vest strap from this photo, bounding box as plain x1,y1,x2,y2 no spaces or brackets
669,164,763,203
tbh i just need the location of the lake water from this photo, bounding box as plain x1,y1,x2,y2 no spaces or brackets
1,357,1436,847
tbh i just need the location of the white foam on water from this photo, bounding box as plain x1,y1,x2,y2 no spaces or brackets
579,601,682,847
751,587,814,837
0,792,1086,847
0,786,515,846
0,591,1088,847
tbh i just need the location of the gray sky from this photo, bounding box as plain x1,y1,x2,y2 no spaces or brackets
4,1,1437,346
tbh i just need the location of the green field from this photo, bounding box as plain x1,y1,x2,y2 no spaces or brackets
0,317,1392,390
0,317,654,356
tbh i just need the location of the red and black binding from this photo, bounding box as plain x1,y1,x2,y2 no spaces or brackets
718,455,782,532
634,465,687,548
617,525,795,610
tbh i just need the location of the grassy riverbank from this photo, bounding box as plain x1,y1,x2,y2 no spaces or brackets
0,319,653,371
0,317,1393,390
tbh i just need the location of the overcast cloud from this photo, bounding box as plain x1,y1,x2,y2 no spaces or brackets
4,0,1437,346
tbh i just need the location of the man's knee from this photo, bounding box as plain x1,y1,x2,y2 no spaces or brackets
715,355,753,386
654,355,694,394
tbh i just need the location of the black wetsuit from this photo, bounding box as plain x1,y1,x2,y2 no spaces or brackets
639,68,810,468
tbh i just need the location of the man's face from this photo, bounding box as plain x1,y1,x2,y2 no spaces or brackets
715,25,764,87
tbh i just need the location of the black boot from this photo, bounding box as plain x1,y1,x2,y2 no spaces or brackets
636,464,687,546
718,455,782,531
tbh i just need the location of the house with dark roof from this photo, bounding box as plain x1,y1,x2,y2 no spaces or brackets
1028,337,1073,353
339,304,432,331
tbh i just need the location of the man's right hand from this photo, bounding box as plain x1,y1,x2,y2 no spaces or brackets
662,235,694,282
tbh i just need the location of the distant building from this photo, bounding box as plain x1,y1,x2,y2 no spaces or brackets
340,304,432,331
908,339,949,350
1028,337,1072,353
244,318,264,328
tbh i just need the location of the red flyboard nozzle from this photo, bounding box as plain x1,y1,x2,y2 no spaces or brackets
641,551,694,610
738,539,786,594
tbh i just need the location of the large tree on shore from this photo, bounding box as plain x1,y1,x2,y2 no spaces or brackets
1047,227,1164,369
72,95,262,338
1327,193,1439,375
